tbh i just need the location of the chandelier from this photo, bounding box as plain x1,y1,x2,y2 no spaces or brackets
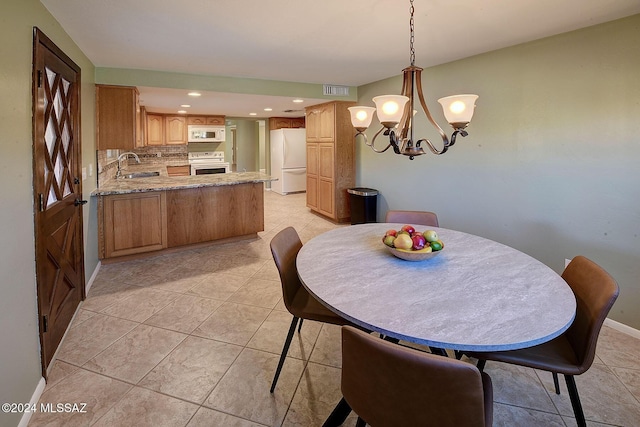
348,0,478,160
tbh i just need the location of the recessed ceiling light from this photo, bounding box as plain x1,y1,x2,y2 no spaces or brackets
177,110,187,114
188,92,201,97
264,108,273,112
293,99,304,103
249,113,257,116
180,104,191,108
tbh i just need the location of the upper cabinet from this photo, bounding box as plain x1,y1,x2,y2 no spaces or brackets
305,103,336,142
146,114,164,146
164,116,187,145
187,115,225,126
269,117,305,130
96,85,143,150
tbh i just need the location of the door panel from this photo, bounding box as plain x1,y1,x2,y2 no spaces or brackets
33,28,85,375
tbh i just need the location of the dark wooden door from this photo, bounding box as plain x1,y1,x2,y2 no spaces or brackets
32,28,85,375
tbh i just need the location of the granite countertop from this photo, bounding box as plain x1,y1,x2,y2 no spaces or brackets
92,166,277,196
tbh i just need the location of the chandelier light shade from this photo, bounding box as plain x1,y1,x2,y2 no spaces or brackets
348,0,478,159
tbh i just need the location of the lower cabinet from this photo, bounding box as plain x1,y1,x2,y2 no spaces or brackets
100,192,167,258
98,183,265,259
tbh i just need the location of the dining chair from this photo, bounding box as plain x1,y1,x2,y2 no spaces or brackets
466,255,619,427
385,210,439,227
338,326,493,427
269,226,362,393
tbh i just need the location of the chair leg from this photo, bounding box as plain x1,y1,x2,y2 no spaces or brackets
270,316,299,393
565,375,587,427
298,318,304,333
552,372,560,394
322,397,352,427
356,416,367,427
477,359,487,372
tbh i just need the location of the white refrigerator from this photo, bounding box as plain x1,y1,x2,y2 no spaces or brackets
270,128,307,195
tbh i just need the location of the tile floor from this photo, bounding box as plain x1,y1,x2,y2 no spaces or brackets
29,190,640,427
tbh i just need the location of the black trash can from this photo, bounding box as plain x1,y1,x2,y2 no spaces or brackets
348,187,378,225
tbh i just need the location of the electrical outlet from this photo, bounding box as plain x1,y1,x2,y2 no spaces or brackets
157,152,162,157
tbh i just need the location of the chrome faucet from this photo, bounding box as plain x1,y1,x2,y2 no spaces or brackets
115,152,141,179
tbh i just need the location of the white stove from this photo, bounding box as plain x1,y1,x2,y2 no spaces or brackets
188,151,230,175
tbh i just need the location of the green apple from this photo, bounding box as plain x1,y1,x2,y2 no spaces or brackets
423,230,438,243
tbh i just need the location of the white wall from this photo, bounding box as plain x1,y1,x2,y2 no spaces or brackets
357,14,640,328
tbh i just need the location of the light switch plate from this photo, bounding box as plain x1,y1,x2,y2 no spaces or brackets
82,167,87,180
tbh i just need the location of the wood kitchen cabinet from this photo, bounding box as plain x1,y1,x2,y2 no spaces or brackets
146,114,164,146
305,101,355,222
269,117,305,130
166,165,191,177
96,85,143,150
164,116,187,145
99,192,167,258
187,115,225,126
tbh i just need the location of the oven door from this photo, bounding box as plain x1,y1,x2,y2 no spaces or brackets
190,163,230,175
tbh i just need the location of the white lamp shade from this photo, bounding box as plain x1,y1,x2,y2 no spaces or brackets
437,94,478,125
373,95,409,125
348,106,376,129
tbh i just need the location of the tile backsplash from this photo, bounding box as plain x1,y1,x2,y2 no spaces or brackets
96,146,188,187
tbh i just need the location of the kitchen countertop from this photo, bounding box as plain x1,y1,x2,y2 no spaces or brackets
92,170,277,196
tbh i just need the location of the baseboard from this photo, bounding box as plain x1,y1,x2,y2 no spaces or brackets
18,377,46,427
84,261,101,295
604,317,640,339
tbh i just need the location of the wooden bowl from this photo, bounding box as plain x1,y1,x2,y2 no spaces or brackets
386,246,442,261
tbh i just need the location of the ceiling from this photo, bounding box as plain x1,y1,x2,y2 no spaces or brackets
41,0,640,117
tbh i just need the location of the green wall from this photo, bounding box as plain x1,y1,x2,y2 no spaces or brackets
0,1,97,425
357,14,640,328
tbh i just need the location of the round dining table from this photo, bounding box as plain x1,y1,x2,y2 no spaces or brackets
296,223,576,352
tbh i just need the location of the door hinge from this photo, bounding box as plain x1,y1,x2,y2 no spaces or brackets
42,315,48,333
38,70,43,88
38,193,45,211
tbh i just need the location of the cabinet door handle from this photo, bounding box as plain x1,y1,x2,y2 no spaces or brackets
74,199,88,206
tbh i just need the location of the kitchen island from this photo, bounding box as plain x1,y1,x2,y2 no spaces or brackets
92,172,275,260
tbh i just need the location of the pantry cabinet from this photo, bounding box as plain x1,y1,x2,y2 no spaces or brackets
305,101,355,222
96,85,143,150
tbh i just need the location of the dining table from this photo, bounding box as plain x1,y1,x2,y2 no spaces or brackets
297,223,577,426
297,223,577,351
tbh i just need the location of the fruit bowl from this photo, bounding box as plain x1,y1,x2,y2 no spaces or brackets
386,245,442,261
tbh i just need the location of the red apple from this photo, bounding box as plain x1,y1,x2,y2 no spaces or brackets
411,234,426,250
385,229,398,237
401,225,416,234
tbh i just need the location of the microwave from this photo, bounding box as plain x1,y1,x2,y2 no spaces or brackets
187,125,226,143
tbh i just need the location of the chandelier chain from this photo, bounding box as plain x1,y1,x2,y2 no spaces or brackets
409,0,415,65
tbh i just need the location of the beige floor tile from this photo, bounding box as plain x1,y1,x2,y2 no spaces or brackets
596,326,640,369
81,280,139,312
139,336,242,404
144,294,224,334
492,403,566,427
92,386,198,427
309,323,343,368
247,311,322,360
101,287,179,322
188,273,249,301
205,348,305,426
611,366,640,402
187,407,266,427
273,298,287,312
137,266,210,293
56,313,137,366
215,255,268,277
252,262,281,282
70,308,97,328
543,363,640,426
282,362,346,427
83,324,186,383
483,362,556,413
29,368,131,427
227,278,283,309
192,302,270,346
44,360,78,390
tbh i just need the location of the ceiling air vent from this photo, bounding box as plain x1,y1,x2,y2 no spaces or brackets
283,109,303,113
323,84,350,96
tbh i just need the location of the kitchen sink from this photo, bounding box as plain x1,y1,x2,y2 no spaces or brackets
119,171,160,179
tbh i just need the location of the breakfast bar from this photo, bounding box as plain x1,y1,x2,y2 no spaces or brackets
92,172,275,260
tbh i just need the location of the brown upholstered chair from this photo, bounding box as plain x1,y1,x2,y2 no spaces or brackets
385,210,439,227
339,326,493,427
467,256,619,427
269,226,361,393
